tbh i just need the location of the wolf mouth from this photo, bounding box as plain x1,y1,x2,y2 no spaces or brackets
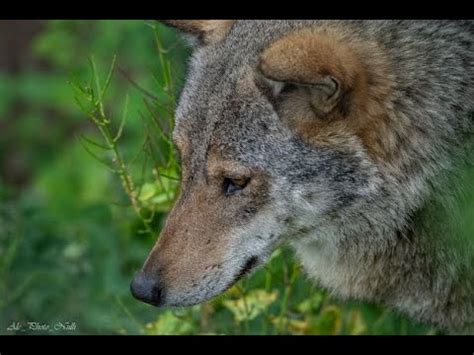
234,256,259,283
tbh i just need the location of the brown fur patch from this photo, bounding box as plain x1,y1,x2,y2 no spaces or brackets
205,146,271,214
142,182,232,292
160,20,235,45
140,142,271,294
259,27,403,163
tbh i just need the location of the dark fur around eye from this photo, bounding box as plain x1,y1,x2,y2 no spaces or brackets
223,177,250,195
280,83,299,95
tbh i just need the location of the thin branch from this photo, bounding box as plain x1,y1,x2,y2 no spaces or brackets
117,66,159,102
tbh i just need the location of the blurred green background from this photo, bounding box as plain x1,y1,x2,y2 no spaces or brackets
0,20,456,335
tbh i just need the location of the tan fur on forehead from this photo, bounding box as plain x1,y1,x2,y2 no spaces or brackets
260,27,401,163
207,155,253,178
161,20,235,45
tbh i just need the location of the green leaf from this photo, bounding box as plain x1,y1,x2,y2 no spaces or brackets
223,289,278,323
144,310,196,335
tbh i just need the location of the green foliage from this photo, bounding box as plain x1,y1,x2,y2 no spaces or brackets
0,20,451,335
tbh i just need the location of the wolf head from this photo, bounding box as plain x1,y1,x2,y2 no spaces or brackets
131,20,472,309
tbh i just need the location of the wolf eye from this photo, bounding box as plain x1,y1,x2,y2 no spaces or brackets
223,177,250,195
279,83,299,96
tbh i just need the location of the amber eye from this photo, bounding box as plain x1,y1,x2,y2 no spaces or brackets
223,177,251,195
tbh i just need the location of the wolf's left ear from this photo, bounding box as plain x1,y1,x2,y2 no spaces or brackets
159,20,235,46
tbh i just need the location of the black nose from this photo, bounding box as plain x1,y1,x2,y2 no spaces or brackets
130,272,164,306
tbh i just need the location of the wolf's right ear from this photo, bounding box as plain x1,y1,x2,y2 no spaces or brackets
257,29,367,118
158,20,235,46
258,70,342,117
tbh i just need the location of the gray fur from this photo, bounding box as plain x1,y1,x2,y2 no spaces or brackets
162,20,474,333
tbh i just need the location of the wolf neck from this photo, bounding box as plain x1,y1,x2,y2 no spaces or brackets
292,181,474,332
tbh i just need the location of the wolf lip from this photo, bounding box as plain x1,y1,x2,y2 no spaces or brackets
234,256,259,282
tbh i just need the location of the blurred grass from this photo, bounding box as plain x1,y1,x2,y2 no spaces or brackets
0,20,458,335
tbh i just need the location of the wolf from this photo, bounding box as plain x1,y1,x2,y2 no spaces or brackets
130,20,474,333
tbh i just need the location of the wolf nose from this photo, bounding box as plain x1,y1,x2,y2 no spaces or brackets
130,272,164,306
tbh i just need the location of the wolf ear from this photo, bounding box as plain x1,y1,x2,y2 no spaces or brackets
258,67,342,117
258,29,363,117
159,20,235,46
